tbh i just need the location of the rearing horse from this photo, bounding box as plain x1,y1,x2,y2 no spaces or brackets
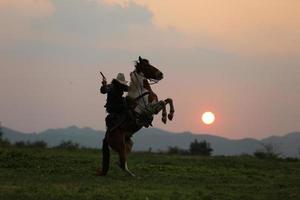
99,56,175,176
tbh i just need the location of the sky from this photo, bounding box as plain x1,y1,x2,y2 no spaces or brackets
0,0,299,139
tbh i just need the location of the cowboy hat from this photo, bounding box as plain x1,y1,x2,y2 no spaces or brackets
114,73,128,86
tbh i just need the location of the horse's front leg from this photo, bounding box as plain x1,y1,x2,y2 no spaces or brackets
161,103,167,124
165,98,175,120
152,100,167,124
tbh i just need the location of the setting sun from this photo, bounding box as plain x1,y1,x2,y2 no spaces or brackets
202,112,215,125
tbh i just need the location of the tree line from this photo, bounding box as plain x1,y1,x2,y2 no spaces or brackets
0,137,81,150
167,139,300,160
167,139,213,156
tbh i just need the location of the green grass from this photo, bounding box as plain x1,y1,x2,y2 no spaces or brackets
0,147,299,200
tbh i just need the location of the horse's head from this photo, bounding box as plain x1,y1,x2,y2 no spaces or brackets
135,56,163,81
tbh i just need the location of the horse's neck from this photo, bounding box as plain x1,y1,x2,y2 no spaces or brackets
128,71,153,107
128,71,148,98
142,78,153,93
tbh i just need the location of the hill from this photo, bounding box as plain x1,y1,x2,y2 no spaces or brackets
2,126,300,157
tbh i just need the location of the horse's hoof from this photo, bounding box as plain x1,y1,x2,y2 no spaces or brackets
162,117,167,124
168,114,173,121
96,170,107,176
127,171,136,177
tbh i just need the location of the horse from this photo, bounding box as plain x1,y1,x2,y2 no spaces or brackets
98,56,175,176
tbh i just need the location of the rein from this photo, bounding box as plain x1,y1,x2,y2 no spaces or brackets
134,91,150,102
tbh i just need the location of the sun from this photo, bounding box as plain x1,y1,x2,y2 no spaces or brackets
202,112,215,125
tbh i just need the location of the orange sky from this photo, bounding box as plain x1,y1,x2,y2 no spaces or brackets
104,0,300,57
0,0,299,138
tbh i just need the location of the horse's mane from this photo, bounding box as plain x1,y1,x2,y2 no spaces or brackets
134,58,149,73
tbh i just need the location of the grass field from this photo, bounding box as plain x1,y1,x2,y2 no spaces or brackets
0,147,299,200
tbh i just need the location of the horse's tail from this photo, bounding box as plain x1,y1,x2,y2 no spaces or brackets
101,136,110,175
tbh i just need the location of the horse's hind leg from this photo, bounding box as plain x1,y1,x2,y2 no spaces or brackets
118,137,135,177
165,98,175,120
125,137,133,154
118,151,135,177
98,137,110,176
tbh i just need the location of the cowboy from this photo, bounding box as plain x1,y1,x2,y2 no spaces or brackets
100,73,129,131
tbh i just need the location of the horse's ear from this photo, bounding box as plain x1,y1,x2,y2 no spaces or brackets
138,56,142,62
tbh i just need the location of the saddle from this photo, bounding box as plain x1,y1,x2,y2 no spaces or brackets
105,96,154,134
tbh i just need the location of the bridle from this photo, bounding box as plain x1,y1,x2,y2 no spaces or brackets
133,70,160,100
136,63,160,85
148,79,159,85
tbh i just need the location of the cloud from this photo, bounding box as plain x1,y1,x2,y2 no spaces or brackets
0,0,54,17
0,0,157,62
0,0,54,39
4,0,299,58
47,0,152,34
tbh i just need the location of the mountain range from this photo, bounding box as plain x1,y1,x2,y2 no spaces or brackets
2,126,300,157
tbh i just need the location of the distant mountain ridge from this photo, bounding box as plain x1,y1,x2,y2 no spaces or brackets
2,126,300,157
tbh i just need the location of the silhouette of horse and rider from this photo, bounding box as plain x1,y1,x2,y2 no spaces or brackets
98,56,175,176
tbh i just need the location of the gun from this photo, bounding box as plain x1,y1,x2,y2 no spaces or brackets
100,71,107,80
100,71,107,84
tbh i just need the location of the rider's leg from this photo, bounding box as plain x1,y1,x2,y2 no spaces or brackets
99,136,110,176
